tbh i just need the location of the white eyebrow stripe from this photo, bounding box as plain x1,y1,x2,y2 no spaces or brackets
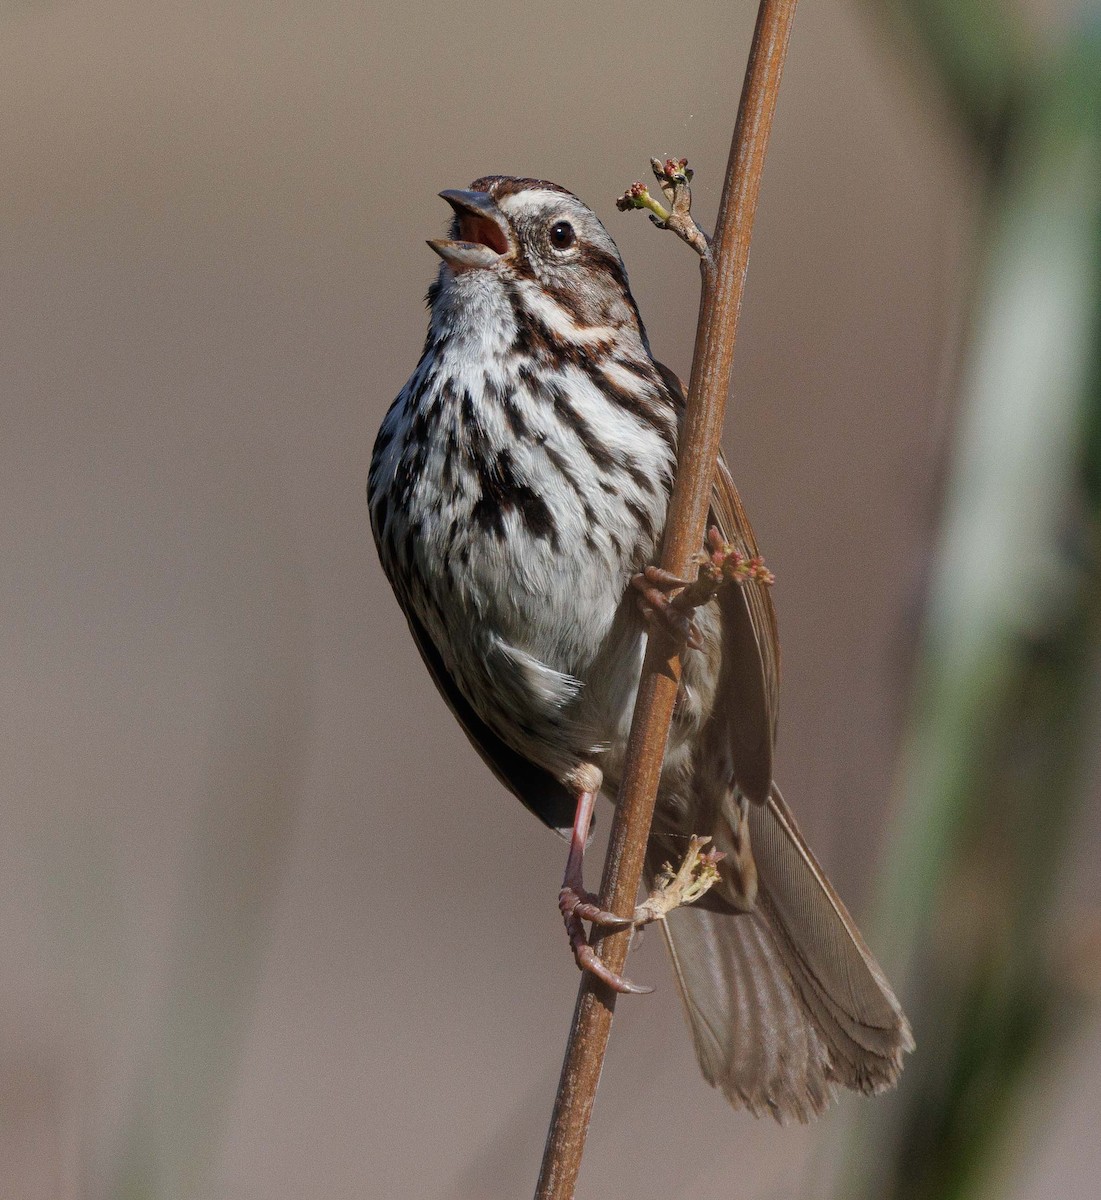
497,190,577,219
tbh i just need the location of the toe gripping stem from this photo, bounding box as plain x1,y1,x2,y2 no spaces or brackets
559,790,726,996
631,527,775,651
559,789,652,995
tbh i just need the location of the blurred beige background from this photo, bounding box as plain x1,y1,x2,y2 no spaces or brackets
3,2,1097,1198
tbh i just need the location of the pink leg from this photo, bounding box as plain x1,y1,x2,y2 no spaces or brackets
558,790,652,995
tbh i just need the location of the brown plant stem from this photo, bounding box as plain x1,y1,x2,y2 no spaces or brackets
534,2,800,1197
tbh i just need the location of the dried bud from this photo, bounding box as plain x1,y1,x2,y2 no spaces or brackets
747,557,776,586
615,181,650,211
702,534,776,587
615,182,671,223
659,157,692,183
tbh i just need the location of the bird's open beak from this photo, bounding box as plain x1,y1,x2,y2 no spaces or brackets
427,189,512,270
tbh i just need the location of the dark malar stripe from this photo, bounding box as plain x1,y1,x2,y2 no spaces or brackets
505,283,611,367
506,285,552,360
504,278,674,450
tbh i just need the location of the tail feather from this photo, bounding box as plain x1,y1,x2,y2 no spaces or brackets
660,786,913,1123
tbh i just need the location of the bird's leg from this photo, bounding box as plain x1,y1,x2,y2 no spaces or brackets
559,788,633,929
559,786,653,995
559,786,728,994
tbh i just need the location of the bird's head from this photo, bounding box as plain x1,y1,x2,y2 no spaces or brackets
427,175,645,340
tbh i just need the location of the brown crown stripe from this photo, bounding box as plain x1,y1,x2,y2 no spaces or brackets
470,175,576,200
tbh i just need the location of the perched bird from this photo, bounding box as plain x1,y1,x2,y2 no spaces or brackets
368,175,912,1121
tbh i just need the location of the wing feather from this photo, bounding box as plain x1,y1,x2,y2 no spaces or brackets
653,361,911,1120
710,462,777,803
655,360,778,803
402,608,577,837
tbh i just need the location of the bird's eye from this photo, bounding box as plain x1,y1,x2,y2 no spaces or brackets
549,220,576,251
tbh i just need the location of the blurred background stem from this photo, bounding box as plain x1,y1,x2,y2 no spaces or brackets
844,7,1101,1199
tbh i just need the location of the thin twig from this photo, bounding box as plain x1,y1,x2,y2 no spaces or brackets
534,3,800,1197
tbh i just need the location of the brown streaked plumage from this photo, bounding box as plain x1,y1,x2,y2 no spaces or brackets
368,175,912,1122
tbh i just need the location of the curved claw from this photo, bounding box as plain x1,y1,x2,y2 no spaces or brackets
559,886,633,929
558,785,653,994
564,909,653,995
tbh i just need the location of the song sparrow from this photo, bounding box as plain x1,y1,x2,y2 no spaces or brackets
368,175,912,1121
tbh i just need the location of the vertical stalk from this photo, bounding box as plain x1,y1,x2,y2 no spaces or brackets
534,2,800,1196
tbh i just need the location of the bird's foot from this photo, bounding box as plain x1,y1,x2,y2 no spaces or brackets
635,835,726,924
631,531,773,652
631,565,704,651
560,785,653,995
558,883,634,930
559,836,725,994
560,890,653,996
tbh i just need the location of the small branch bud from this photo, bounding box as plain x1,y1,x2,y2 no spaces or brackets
615,182,671,223
704,526,775,586
619,155,711,262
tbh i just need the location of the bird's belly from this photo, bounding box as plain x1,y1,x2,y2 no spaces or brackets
373,355,676,781
409,471,660,778
446,490,632,679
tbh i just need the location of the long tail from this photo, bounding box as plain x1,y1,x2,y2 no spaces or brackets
660,787,913,1123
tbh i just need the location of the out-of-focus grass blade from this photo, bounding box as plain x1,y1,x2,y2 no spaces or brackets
844,35,1101,1200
